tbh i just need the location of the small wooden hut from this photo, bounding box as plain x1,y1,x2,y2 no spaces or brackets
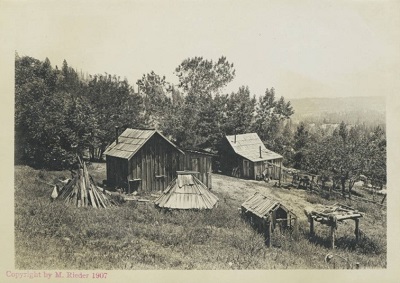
154,171,219,210
241,192,297,247
104,128,184,193
220,133,283,180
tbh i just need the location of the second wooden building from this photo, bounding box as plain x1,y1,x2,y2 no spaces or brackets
220,133,283,180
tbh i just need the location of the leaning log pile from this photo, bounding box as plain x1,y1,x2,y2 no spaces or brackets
55,161,114,208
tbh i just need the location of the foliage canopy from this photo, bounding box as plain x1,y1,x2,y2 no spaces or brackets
15,53,386,187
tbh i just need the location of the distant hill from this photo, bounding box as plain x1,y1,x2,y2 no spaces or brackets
289,96,386,125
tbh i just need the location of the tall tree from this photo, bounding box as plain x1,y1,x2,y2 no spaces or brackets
136,71,172,129
15,55,93,168
292,122,310,170
254,88,294,151
86,74,144,159
58,59,82,94
273,121,295,163
175,56,235,96
364,126,386,188
328,123,367,196
169,56,236,149
224,86,256,135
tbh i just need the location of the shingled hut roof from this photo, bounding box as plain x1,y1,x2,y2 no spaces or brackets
241,192,295,220
104,128,184,160
154,171,219,210
226,133,282,162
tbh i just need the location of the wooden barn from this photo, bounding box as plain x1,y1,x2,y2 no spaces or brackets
183,149,214,189
104,128,184,193
220,133,283,180
241,192,297,247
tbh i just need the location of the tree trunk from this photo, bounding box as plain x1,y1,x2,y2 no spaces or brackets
341,177,346,197
96,148,104,161
89,145,95,161
90,131,95,161
348,180,354,200
330,179,336,198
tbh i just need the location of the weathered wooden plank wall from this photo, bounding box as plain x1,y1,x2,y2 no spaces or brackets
253,158,283,180
268,158,282,180
254,161,262,179
184,151,213,189
127,134,183,192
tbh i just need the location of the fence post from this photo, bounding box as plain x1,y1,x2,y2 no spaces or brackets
266,221,272,247
279,162,282,187
309,216,314,236
355,218,360,242
330,224,336,249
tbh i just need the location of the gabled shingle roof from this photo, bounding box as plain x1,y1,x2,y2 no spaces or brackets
226,133,282,162
104,128,183,160
241,192,280,218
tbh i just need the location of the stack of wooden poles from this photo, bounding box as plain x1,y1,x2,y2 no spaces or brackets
56,160,114,208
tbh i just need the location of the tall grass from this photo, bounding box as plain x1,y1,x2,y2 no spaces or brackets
14,165,386,269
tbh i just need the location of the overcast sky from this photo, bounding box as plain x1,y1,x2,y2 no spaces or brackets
3,0,400,99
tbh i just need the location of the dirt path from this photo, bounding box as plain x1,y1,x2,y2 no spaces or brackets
87,163,311,220
212,173,311,220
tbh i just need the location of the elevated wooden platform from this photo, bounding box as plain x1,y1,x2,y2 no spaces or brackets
304,203,363,249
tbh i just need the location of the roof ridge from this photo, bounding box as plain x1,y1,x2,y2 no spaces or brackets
105,128,184,159
225,133,283,162
126,127,156,131
226,132,258,137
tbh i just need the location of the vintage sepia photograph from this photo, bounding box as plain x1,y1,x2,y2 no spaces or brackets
1,0,400,282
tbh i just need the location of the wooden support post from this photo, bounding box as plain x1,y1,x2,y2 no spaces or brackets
294,218,299,238
330,225,336,249
355,218,360,242
278,162,282,187
381,194,387,204
266,221,272,247
309,216,314,236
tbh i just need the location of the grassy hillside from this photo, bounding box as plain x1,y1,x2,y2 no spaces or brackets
15,164,386,269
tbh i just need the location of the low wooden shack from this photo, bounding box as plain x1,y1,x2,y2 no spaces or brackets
304,203,363,249
154,171,219,210
183,149,215,189
241,192,297,247
104,128,184,193
220,133,283,180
